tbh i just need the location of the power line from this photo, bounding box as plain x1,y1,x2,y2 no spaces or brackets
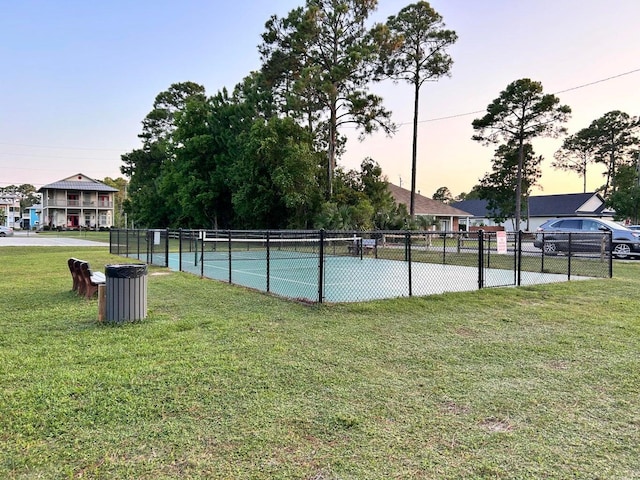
397,67,640,127
553,68,640,95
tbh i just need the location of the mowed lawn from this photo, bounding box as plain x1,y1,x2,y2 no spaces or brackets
1,247,639,479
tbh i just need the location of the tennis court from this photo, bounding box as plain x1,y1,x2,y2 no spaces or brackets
112,229,606,303
168,250,587,303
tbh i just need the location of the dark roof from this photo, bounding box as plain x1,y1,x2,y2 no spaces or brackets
452,193,609,218
450,199,488,217
528,193,607,216
38,173,118,193
388,183,471,217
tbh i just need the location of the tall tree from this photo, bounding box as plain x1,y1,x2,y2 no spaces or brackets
552,128,597,193
231,116,322,229
120,144,171,227
582,111,639,196
168,93,222,228
139,81,207,145
260,0,394,198
478,143,542,228
472,78,571,231
607,162,640,223
121,82,207,227
381,1,457,216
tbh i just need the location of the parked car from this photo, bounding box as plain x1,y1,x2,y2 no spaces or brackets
0,226,14,236
533,217,640,258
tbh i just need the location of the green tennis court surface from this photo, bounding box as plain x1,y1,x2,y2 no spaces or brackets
167,253,587,303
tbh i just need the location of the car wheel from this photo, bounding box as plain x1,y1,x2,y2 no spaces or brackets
543,241,557,255
0,232,5,237
613,243,631,258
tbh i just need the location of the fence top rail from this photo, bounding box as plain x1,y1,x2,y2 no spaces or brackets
200,234,362,244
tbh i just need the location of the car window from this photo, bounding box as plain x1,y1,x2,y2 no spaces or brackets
555,219,581,229
582,220,603,231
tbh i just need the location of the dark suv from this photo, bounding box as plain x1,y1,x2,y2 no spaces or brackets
534,217,640,258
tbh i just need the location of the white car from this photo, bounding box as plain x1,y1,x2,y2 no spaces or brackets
0,226,14,236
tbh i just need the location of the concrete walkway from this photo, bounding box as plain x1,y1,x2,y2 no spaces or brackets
0,231,109,247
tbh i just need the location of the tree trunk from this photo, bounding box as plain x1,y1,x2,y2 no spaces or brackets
515,138,524,232
410,76,420,217
328,102,337,199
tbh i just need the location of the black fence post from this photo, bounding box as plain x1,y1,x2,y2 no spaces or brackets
567,232,572,281
608,232,613,278
200,230,205,278
517,230,522,286
266,230,271,293
228,230,232,283
195,230,200,267
165,228,170,267
318,229,325,303
406,231,412,297
442,233,446,264
478,229,484,289
146,230,151,265
178,229,183,272
540,232,545,273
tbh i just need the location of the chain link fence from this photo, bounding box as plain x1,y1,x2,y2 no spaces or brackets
109,229,613,303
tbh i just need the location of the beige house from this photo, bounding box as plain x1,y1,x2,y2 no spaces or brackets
387,183,471,231
38,173,118,229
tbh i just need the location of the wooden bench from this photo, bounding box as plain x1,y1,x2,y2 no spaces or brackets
69,258,105,298
68,257,83,293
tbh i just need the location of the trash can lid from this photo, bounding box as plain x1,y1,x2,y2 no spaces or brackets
105,264,148,279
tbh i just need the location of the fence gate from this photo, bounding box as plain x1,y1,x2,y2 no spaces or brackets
478,231,519,289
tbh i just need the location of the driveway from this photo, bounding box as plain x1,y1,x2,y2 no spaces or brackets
0,231,109,247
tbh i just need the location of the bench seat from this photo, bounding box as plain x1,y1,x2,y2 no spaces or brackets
69,258,105,299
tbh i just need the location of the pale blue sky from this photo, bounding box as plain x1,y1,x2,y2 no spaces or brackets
1,0,639,197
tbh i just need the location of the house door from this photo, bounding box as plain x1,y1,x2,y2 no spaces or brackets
67,214,79,228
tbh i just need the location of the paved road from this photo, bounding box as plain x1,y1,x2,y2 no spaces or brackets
0,231,109,247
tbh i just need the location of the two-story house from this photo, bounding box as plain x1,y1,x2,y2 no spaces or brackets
38,173,119,229
0,194,21,229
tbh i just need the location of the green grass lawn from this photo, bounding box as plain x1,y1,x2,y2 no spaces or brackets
1,247,639,479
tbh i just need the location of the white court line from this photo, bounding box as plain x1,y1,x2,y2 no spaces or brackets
202,262,317,287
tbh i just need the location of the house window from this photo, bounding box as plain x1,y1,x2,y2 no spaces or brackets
68,194,79,207
98,195,110,207
99,213,108,226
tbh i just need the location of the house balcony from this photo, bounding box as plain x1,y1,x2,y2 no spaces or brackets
45,200,113,208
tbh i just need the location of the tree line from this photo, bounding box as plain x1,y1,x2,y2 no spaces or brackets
434,87,639,226
121,0,457,230
121,0,640,231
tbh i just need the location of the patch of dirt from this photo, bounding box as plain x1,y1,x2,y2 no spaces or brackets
480,417,514,433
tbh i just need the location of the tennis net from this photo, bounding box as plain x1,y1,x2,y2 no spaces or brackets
197,234,364,263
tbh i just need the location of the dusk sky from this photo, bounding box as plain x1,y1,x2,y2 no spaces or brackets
1,0,639,198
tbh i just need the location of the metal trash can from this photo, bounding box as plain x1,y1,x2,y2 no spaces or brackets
105,264,148,322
